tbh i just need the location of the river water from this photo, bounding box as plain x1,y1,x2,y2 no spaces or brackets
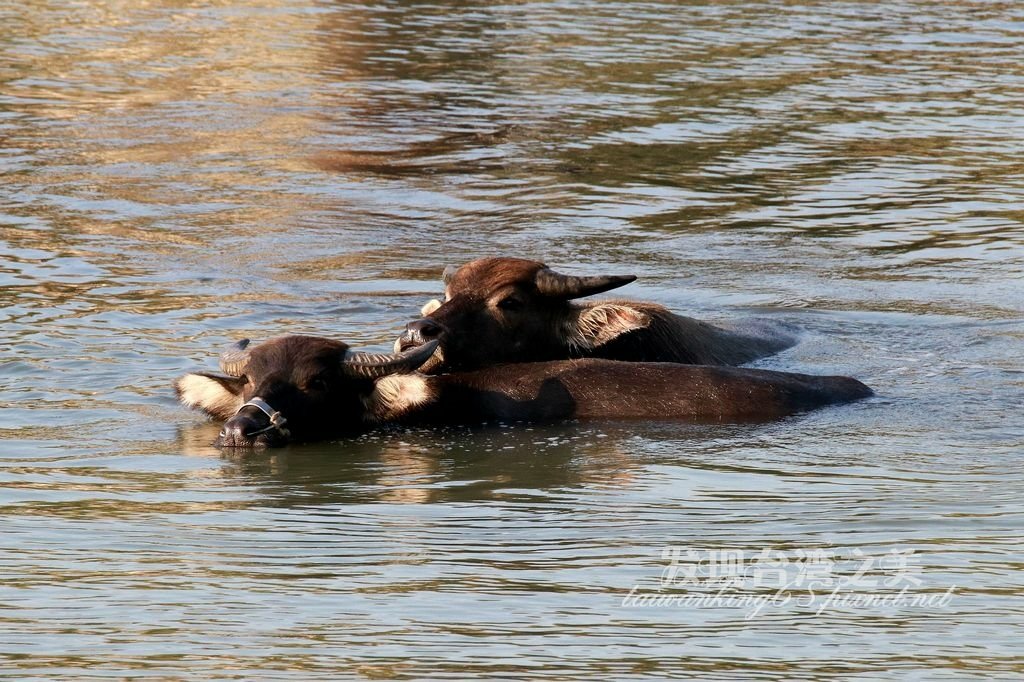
2,0,1023,678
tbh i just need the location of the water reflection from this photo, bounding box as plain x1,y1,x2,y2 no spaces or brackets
186,422,643,506
2,0,1023,678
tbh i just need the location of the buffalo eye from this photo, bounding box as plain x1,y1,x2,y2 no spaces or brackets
307,376,331,392
497,295,523,312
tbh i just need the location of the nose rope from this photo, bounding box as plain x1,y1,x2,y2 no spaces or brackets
233,397,290,438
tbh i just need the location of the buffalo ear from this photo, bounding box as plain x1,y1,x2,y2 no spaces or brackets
174,372,246,420
420,298,443,316
365,374,435,422
566,303,651,350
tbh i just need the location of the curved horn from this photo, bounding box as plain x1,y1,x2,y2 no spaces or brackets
341,339,439,380
442,265,458,284
534,268,637,300
219,338,252,376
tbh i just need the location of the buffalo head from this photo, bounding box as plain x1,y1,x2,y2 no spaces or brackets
396,257,647,372
175,335,437,447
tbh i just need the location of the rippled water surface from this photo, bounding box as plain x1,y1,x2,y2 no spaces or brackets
2,0,1023,678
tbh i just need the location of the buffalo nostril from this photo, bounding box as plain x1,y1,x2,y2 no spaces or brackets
405,318,443,342
218,414,265,446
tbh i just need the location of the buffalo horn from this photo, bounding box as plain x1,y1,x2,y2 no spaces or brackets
341,340,439,379
534,268,637,299
442,265,458,284
219,338,252,376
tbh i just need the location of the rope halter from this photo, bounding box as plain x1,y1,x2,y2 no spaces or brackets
232,396,291,439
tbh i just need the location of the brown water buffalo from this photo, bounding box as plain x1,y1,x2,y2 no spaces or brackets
176,335,872,448
395,257,798,373
174,336,438,447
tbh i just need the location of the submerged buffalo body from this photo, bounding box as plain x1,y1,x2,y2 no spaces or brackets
401,361,871,424
176,335,872,448
396,257,798,373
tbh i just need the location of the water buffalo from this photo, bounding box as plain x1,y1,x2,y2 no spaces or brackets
174,336,438,447
176,335,872,448
395,257,798,373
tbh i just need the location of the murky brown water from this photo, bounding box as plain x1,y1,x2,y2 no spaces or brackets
2,0,1023,678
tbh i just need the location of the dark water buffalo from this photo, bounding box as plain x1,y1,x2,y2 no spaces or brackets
395,257,798,373
174,336,437,447
176,335,872,448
